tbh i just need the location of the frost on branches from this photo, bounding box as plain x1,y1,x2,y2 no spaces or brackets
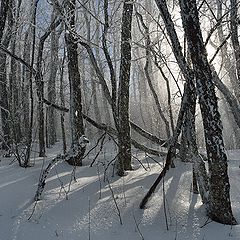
34,135,89,201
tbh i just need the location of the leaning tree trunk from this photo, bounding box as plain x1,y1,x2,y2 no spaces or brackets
216,1,240,148
179,0,236,225
184,81,209,203
117,0,133,176
84,7,101,125
154,0,235,224
65,0,85,166
136,11,171,139
95,20,112,126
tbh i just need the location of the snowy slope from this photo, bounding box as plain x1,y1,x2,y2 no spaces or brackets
0,143,240,240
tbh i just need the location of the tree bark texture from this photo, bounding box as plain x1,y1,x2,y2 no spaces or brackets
217,0,240,148
0,0,10,41
22,32,30,142
46,11,61,146
65,0,85,166
179,0,236,225
0,2,13,150
35,18,62,157
230,0,240,100
117,0,133,176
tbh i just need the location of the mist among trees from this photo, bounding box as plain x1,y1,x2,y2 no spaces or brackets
1,0,240,235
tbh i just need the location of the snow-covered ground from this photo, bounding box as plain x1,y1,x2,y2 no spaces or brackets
0,142,240,240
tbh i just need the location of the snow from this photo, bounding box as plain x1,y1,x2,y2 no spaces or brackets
1,143,240,240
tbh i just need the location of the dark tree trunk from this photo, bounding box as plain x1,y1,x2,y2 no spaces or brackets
154,0,235,224
0,53,11,150
59,51,67,154
65,0,85,166
0,0,10,41
0,2,13,150
22,32,30,143
35,18,62,157
84,8,101,124
117,0,133,176
216,1,240,148
230,0,240,100
9,0,22,144
9,38,22,144
46,11,60,146
179,0,236,225
95,20,112,126
24,0,38,166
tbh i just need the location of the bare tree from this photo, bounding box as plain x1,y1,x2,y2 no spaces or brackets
9,0,23,144
178,0,236,225
46,10,61,147
0,0,12,150
117,0,134,176
65,0,85,166
0,0,10,41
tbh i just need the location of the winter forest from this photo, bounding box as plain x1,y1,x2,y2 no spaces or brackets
1,0,240,239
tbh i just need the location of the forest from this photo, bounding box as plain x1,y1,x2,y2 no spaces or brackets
1,0,240,239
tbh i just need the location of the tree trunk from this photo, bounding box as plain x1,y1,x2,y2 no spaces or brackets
117,0,133,176
179,0,236,225
24,0,38,166
9,0,22,144
230,0,240,100
46,10,61,146
0,53,11,150
9,38,22,144
216,1,240,148
95,20,112,126
59,51,67,154
84,7,101,124
0,0,10,41
22,32,30,143
0,2,13,150
65,0,85,166
35,18,62,157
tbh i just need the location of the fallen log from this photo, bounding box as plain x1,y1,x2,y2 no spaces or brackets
139,147,173,209
82,113,166,156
